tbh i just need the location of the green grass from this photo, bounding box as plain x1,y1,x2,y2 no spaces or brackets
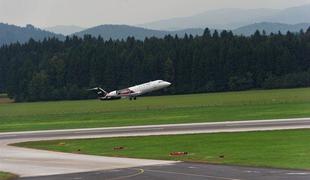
1,88,310,132
15,129,310,170
0,172,18,180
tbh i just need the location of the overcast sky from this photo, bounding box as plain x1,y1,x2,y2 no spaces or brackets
0,0,310,28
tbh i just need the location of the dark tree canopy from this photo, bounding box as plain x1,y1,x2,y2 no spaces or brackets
0,28,309,102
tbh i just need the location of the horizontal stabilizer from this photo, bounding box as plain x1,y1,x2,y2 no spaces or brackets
88,87,107,97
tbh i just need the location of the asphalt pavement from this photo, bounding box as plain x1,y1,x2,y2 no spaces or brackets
21,162,310,180
1,118,310,141
0,118,310,179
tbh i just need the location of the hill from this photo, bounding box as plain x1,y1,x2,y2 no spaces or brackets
140,4,310,30
72,23,310,40
264,4,310,24
73,24,204,40
233,22,310,36
0,23,64,46
0,22,309,46
45,25,85,36
140,8,278,30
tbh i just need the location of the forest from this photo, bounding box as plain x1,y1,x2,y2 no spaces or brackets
0,28,309,102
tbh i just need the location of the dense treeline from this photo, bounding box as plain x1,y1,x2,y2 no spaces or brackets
0,28,309,102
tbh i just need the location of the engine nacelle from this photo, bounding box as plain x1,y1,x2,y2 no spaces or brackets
100,96,121,101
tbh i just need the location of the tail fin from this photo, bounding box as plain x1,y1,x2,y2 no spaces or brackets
88,87,108,98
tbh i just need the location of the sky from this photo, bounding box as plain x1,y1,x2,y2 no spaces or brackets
0,0,310,28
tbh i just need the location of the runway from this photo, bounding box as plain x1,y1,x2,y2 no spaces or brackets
21,163,310,180
1,117,310,179
1,117,310,141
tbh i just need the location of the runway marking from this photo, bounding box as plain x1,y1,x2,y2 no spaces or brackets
244,170,260,173
224,121,309,127
145,169,241,180
72,128,165,134
188,166,198,169
108,168,144,180
286,172,310,175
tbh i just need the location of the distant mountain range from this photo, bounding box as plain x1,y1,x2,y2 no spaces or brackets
233,22,310,36
71,23,310,39
0,23,64,46
0,22,309,46
0,4,310,46
140,4,310,30
73,25,205,40
45,25,85,36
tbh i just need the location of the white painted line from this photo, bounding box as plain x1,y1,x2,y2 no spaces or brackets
244,170,260,173
286,172,310,175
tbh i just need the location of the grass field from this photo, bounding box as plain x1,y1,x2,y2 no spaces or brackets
1,88,310,132
0,172,18,180
15,129,310,170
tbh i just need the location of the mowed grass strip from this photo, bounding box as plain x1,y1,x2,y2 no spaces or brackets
0,172,18,180
1,88,310,132
16,129,310,170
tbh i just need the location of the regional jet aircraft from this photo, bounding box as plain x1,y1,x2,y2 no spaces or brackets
89,80,171,100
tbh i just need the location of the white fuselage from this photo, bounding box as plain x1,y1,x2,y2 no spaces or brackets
103,80,171,100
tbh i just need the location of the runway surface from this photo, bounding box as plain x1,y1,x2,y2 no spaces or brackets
21,163,310,180
0,117,310,179
1,117,310,141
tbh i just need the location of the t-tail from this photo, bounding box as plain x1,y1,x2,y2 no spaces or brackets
88,87,108,99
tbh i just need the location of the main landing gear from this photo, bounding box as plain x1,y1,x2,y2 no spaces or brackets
129,97,137,100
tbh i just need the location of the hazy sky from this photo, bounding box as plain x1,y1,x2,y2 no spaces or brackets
0,0,310,28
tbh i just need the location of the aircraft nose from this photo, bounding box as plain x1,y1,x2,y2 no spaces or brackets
165,82,171,86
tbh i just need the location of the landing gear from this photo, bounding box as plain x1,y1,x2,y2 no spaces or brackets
129,97,137,100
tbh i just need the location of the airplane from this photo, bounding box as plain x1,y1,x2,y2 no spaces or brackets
89,80,171,100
